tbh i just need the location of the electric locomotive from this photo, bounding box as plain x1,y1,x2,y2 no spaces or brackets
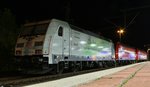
15,19,115,74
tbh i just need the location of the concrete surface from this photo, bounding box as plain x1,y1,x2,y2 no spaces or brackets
24,62,146,87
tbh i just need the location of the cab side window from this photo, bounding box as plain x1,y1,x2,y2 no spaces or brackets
58,26,63,36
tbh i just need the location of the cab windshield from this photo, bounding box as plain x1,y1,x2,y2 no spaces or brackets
20,23,49,36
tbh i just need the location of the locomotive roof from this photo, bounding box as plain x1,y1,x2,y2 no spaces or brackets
69,24,112,42
24,20,51,26
22,19,112,43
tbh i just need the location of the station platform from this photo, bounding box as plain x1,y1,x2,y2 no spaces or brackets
78,61,150,87
24,61,148,87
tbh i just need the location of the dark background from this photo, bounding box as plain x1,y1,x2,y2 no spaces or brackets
0,0,150,49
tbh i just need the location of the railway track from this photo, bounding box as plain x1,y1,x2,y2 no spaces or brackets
0,67,112,87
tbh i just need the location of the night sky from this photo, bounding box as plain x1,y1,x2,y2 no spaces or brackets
1,0,150,50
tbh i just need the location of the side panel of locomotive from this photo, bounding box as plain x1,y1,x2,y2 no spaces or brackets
69,28,115,61
115,42,136,61
136,49,147,61
46,19,115,64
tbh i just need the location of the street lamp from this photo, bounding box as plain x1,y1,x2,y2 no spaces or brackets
117,28,125,42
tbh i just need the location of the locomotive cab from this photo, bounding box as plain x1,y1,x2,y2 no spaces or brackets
15,19,70,74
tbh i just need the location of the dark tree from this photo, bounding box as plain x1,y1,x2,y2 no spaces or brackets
0,8,19,72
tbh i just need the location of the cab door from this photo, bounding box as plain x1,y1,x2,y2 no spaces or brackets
62,26,70,60
57,26,70,61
